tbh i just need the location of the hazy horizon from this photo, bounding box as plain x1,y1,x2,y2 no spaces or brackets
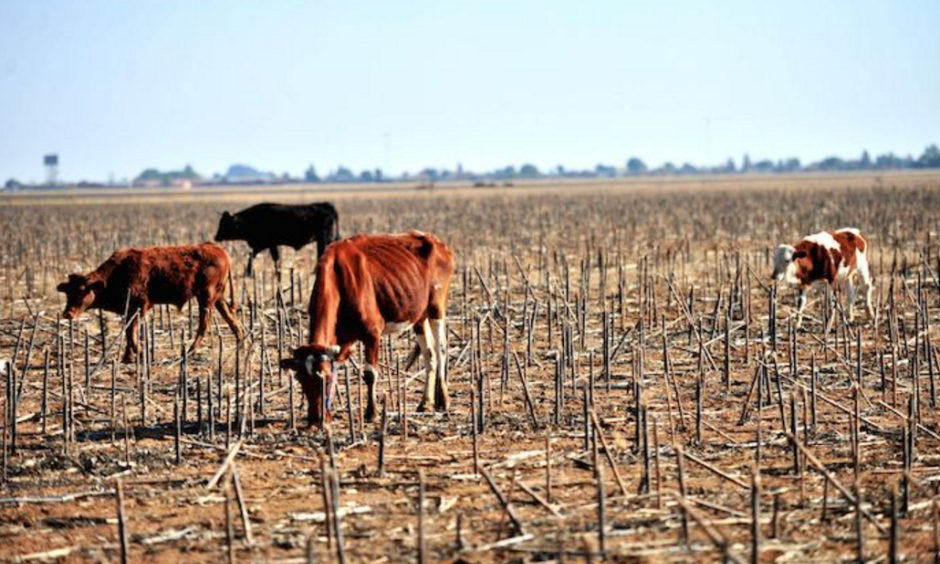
1,1,938,183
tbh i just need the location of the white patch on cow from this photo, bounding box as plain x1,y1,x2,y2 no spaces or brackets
383,321,413,336
784,262,801,285
855,248,871,276
0,359,9,377
304,354,316,375
412,230,426,237
836,227,860,236
417,319,437,406
364,363,377,374
834,258,852,282
803,231,840,252
430,318,447,357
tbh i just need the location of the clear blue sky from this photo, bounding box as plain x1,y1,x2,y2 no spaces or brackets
1,1,938,183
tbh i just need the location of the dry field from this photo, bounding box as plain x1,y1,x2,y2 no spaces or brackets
1,172,940,563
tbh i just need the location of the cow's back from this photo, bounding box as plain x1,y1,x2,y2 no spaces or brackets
346,232,453,320
106,244,230,309
832,228,866,256
237,203,337,249
312,232,453,324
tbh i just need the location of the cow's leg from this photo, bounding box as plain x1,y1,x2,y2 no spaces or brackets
430,317,449,412
269,246,281,281
362,335,381,423
825,286,839,333
863,278,875,321
857,260,876,322
122,303,146,364
215,299,245,342
415,320,437,413
794,288,808,330
246,249,259,277
189,296,212,353
845,279,857,323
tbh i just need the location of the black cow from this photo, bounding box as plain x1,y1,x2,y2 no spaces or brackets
215,202,340,276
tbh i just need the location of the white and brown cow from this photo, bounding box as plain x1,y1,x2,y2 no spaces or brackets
280,231,455,428
772,228,875,329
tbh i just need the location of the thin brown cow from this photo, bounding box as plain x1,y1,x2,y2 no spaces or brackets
57,243,245,363
280,231,455,428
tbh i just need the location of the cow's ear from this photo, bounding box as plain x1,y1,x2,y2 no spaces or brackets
56,282,69,293
279,357,300,371
792,250,807,260
221,211,231,220
88,279,106,293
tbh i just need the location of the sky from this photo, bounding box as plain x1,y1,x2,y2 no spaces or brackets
1,1,938,183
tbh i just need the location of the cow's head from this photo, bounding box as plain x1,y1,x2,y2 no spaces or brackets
56,273,105,320
214,211,240,242
771,244,807,285
280,343,341,427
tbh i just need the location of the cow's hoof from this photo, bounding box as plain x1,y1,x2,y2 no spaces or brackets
301,421,323,433
416,402,429,413
435,400,450,413
121,353,136,365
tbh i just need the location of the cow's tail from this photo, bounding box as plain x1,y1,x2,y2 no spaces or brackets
332,212,341,242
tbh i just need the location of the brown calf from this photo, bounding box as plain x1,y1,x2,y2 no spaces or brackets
280,231,455,427
57,243,245,362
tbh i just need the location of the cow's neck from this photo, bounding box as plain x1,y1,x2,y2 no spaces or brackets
309,289,339,348
92,259,118,281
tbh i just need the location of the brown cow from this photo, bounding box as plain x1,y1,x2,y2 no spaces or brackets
57,243,245,363
280,231,454,427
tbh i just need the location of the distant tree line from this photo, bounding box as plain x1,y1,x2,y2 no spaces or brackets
503,144,940,180
134,165,200,186
305,165,386,183
4,144,939,190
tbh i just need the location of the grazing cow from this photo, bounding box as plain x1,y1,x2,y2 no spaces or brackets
772,228,875,329
57,243,245,363
214,202,340,276
280,231,454,427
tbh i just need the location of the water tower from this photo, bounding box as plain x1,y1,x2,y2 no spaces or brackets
44,154,59,184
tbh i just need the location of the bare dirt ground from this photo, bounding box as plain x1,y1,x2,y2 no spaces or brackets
1,172,940,563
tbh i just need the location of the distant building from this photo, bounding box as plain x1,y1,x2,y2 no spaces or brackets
225,164,275,184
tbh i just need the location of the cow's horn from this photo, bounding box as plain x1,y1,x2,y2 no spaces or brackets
327,345,341,359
